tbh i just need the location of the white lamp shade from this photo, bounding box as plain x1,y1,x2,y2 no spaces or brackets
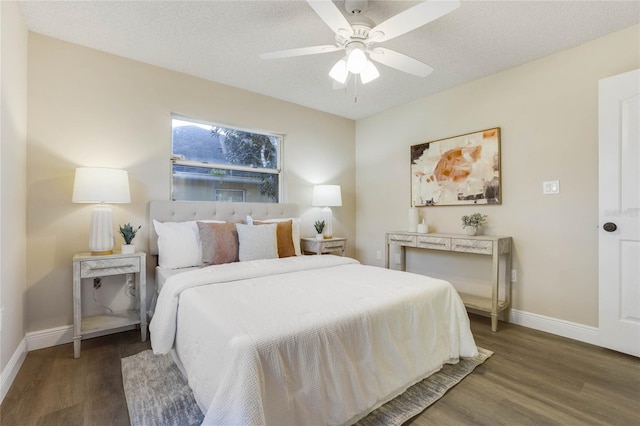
312,185,342,207
360,61,380,84
346,47,367,74
329,59,348,84
72,167,131,203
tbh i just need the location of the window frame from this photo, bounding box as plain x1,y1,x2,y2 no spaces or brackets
170,114,284,203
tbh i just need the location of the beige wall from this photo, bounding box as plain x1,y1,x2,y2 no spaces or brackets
19,19,640,335
26,34,355,332
355,25,640,327
1,1,28,371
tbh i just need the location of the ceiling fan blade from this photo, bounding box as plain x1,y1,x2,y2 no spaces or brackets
369,0,460,43
368,48,434,77
260,45,342,60
306,0,353,37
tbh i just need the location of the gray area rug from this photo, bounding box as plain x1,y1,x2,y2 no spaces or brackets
122,350,204,426
122,347,492,426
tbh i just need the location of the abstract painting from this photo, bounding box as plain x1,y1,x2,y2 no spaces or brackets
411,128,501,206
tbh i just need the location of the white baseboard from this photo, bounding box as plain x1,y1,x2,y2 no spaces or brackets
26,325,74,351
0,338,27,404
509,309,600,346
2,326,74,405
25,324,139,353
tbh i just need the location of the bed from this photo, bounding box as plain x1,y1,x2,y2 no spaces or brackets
148,201,477,426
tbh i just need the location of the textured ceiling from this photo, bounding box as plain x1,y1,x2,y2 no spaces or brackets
18,0,640,120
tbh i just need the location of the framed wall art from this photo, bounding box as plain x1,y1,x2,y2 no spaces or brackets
410,128,501,206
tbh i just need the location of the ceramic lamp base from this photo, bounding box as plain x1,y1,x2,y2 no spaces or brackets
89,204,115,254
321,206,333,239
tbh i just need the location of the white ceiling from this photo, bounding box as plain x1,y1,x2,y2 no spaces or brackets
18,0,640,120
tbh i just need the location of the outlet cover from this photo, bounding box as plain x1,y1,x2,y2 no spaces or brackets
543,180,560,194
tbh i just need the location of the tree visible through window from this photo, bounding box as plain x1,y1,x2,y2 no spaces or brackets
171,117,282,203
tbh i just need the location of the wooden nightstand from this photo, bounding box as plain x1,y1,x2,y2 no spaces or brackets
72,251,146,358
301,237,347,256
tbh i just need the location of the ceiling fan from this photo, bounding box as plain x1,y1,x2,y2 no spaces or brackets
260,0,460,86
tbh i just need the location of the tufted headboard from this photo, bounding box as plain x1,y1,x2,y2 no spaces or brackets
148,201,299,256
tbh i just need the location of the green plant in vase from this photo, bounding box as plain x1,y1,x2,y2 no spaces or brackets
461,213,487,236
119,223,141,253
314,220,325,240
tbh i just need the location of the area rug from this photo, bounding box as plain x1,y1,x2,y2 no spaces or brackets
122,347,492,426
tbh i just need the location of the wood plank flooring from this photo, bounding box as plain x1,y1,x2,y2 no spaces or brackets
1,314,638,425
409,315,640,426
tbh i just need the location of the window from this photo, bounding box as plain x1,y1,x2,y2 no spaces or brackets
171,116,282,203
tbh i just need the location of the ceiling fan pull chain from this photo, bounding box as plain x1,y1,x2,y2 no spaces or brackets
354,77,358,103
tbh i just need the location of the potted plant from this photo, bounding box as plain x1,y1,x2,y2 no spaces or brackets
119,223,141,253
314,220,325,240
461,213,487,236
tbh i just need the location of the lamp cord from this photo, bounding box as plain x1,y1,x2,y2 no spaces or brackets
93,287,114,314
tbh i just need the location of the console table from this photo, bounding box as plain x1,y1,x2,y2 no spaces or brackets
385,232,512,331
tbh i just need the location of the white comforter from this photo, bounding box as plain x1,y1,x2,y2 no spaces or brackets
150,255,477,426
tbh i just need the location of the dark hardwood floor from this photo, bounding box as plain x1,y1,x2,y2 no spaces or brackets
1,331,150,426
1,314,638,425
409,315,640,426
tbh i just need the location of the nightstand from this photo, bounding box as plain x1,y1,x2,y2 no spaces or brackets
301,237,347,256
72,251,146,358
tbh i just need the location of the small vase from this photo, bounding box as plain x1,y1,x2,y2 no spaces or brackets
315,234,324,241
121,244,136,254
465,226,478,236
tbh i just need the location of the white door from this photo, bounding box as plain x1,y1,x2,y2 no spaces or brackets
599,69,640,357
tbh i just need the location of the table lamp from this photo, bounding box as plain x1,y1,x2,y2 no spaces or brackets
72,167,131,255
312,184,342,239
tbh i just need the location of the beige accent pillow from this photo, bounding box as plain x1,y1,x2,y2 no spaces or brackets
197,222,239,265
248,217,302,256
254,220,295,258
236,223,278,262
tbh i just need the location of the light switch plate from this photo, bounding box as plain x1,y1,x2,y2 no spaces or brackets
543,180,560,194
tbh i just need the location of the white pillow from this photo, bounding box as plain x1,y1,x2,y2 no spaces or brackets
236,223,278,261
153,219,224,269
247,216,301,256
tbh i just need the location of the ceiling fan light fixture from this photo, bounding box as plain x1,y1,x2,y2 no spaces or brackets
360,61,380,84
261,0,458,90
329,59,348,84
346,46,368,74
